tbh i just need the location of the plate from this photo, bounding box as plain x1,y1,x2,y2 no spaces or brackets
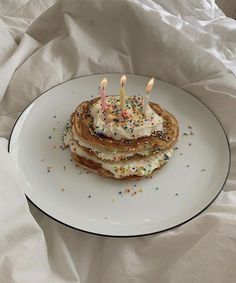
9,74,230,237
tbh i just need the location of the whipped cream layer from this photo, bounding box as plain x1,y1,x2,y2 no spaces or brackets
64,129,173,178
64,127,160,161
90,96,163,140
104,149,173,178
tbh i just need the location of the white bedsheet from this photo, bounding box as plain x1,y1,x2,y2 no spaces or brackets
1,1,236,282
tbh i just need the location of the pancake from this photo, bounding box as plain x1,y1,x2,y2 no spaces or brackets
71,151,169,180
66,132,173,179
63,95,179,179
71,98,179,153
64,127,165,162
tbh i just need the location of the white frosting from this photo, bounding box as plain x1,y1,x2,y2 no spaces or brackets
104,149,173,178
90,96,163,140
64,128,160,161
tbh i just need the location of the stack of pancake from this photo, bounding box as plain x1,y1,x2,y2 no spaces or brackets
63,95,179,180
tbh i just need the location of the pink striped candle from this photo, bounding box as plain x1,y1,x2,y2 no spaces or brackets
100,78,108,111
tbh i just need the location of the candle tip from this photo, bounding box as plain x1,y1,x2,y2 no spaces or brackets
101,78,108,88
120,75,127,86
146,77,155,93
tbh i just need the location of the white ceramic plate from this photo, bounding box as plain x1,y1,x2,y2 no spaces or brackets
9,74,230,237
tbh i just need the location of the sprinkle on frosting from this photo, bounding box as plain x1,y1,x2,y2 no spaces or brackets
90,96,163,140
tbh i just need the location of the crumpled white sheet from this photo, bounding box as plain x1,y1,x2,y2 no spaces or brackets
1,1,236,282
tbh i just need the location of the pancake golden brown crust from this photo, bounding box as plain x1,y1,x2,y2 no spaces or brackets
71,98,179,153
71,152,166,180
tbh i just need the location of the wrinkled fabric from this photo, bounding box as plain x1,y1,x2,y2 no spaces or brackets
0,0,56,41
0,1,236,282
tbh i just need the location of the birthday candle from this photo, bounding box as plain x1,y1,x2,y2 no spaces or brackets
143,77,155,114
100,78,108,111
119,75,127,109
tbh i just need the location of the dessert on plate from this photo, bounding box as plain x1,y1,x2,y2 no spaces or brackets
63,76,179,180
